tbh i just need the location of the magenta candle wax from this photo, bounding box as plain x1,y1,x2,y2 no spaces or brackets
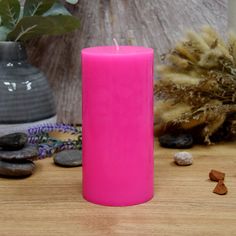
82,46,154,206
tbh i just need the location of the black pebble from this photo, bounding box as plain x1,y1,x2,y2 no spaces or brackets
0,144,38,161
54,150,82,167
0,159,35,177
159,133,193,149
0,132,28,151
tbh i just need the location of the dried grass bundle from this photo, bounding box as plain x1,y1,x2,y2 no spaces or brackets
154,26,236,144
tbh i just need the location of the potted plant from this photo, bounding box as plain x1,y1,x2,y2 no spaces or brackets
0,0,80,135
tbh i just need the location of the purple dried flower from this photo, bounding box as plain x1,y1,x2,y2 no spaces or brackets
38,143,57,159
38,146,47,159
27,123,82,159
28,133,50,145
28,123,79,136
28,135,38,144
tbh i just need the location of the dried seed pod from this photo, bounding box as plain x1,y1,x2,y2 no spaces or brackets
209,169,225,181
213,180,228,195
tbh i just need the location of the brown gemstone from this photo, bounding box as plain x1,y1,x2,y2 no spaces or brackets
209,169,225,182
213,180,228,195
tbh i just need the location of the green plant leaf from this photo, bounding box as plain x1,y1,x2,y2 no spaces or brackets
0,26,11,41
0,0,21,29
43,2,71,16
7,15,80,42
23,0,56,16
65,0,79,4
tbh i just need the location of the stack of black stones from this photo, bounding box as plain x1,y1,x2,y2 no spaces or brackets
0,133,38,178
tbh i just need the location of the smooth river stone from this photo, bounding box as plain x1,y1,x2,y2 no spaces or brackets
54,150,82,167
0,145,38,161
159,133,193,149
174,151,193,166
0,132,28,150
0,159,35,177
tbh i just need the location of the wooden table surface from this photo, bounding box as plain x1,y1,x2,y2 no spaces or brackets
0,140,235,236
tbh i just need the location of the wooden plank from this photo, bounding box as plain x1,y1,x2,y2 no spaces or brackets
0,140,235,236
25,0,227,123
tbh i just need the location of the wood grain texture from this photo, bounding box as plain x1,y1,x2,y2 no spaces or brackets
25,0,227,124
0,139,235,236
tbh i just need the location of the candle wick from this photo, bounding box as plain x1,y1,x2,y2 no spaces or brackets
113,38,119,51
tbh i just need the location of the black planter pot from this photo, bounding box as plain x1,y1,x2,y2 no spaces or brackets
0,42,56,135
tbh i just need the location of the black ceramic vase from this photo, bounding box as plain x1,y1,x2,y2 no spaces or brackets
0,42,57,135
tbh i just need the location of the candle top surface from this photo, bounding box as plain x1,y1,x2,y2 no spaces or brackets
82,46,153,56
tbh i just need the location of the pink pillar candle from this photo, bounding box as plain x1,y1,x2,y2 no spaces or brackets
82,46,154,206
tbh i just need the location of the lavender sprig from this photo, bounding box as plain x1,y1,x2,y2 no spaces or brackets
28,123,80,136
27,123,82,159
37,137,82,159
28,133,50,145
38,144,56,159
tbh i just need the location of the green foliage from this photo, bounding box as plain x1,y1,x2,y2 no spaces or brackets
8,15,80,41
0,0,80,42
0,0,20,28
23,0,56,16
